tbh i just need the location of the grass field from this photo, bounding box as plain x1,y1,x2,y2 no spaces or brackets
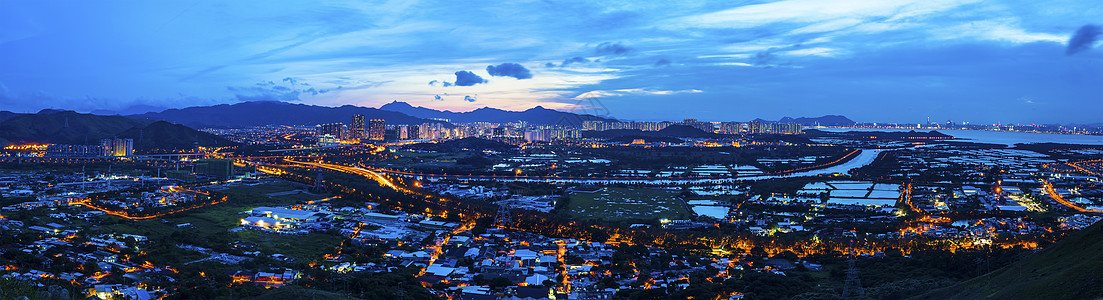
567,187,691,221
90,181,342,263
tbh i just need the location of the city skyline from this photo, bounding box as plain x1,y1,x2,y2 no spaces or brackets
1,1,1101,123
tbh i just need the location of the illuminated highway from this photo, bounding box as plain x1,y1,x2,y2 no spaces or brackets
1042,180,1102,213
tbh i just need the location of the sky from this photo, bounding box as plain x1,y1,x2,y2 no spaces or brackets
0,0,1101,124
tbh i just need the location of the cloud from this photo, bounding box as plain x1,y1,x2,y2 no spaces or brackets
453,71,487,86
428,80,440,86
545,62,556,68
443,81,453,87
595,41,632,56
0,83,216,114
486,63,533,79
654,58,671,67
464,95,477,102
560,56,590,67
434,95,443,101
227,78,335,101
1067,25,1101,55
574,88,703,99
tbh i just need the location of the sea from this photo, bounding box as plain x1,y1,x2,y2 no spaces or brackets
813,128,1103,146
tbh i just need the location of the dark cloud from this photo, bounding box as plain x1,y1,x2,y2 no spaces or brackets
654,58,671,67
560,56,589,67
595,41,632,56
428,80,439,86
443,81,453,87
485,63,533,79
464,95,477,102
1067,25,1101,55
434,95,443,101
453,71,487,86
0,82,214,114
545,62,556,68
228,79,333,101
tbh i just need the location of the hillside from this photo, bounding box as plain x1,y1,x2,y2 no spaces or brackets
583,125,720,140
0,111,24,123
117,121,237,150
402,137,516,152
130,101,442,128
0,111,236,152
913,222,1103,299
379,101,618,125
0,110,152,145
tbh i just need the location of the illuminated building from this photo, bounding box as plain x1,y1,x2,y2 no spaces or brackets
349,114,365,139
317,123,345,140
751,122,803,134
396,125,410,140
748,121,761,134
524,129,547,142
45,144,104,157
368,119,385,141
583,121,670,131
719,122,747,134
100,138,133,156
682,119,716,132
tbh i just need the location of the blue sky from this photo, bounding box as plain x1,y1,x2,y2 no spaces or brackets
0,0,1100,124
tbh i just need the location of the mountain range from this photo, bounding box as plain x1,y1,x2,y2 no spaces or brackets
0,110,234,151
378,101,618,125
127,101,440,128
753,115,856,126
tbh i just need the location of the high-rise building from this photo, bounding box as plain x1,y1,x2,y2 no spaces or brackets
100,138,133,156
408,125,420,139
396,125,409,140
195,159,234,179
317,123,345,140
719,122,747,134
367,119,385,141
350,114,365,139
46,144,104,157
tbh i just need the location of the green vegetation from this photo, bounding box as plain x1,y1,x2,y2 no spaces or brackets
567,187,691,222
915,221,1103,300
250,286,364,300
85,182,341,265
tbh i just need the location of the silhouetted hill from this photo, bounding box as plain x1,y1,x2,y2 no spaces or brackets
0,110,152,145
117,121,237,150
129,101,442,128
0,111,24,123
0,111,236,151
584,125,720,140
379,101,617,125
656,125,717,138
914,222,1103,299
753,115,856,126
402,137,516,152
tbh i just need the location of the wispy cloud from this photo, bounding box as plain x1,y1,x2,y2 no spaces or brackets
574,88,703,99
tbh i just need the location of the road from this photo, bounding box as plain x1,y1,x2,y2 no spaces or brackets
1041,180,1101,213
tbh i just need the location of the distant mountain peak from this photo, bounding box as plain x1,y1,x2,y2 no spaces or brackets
378,101,616,125
759,115,856,126
37,109,72,115
130,101,443,128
